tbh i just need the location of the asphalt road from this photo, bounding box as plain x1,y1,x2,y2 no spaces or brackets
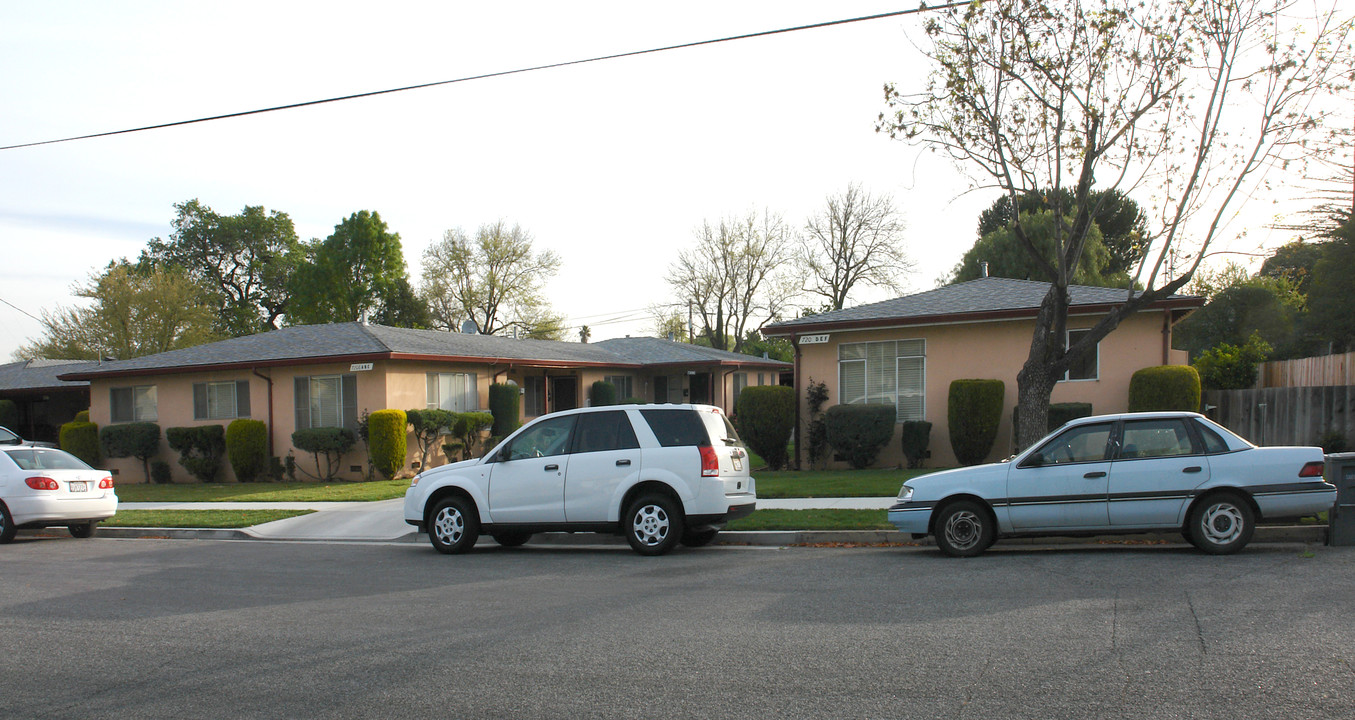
3,537,1352,719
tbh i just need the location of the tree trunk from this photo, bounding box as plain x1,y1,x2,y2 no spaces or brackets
1015,360,1059,452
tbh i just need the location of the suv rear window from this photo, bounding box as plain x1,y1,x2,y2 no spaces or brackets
639,409,712,448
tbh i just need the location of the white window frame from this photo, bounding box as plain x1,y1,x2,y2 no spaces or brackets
838,339,926,422
111,385,157,423
1061,328,1100,382
603,375,634,401
427,372,479,412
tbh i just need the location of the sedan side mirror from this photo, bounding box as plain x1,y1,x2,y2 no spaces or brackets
1023,451,1045,468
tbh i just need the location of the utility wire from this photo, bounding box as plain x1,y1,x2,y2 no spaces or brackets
0,2,968,152
0,295,43,323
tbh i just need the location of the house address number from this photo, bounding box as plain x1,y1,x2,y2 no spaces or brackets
799,334,830,345
350,362,374,371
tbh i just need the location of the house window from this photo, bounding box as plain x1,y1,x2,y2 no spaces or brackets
1063,329,1099,381
524,376,546,417
732,373,748,405
427,372,478,412
194,380,251,420
839,339,926,422
110,385,157,423
604,375,634,401
294,374,357,430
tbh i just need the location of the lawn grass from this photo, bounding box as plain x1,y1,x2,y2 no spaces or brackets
726,509,891,531
754,467,941,498
104,509,314,528
114,478,410,503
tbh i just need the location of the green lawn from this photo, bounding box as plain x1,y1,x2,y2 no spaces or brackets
115,478,410,503
754,467,940,498
727,509,891,531
104,509,313,528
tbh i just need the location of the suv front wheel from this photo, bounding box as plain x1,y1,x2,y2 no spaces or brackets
624,493,684,556
429,497,479,554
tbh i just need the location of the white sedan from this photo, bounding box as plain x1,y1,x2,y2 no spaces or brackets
0,446,118,543
890,412,1336,556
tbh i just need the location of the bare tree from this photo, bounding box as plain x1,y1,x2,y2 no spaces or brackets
879,0,1352,447
420,221,562,337
800,183,912,310
667,210,798,353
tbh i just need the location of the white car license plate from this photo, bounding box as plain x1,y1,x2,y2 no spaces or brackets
733,457,742,471
68,481,88,492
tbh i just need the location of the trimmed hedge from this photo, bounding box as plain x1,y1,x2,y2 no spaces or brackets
734,385,795,471
60,420,101,466
100,422,161,483
167,425,226,483
74,410,90,423
407,408,455,469
1013,402,1094,446
367,409,408,480
1128,365,1201,412
590,381,618,407
489,383,521,437
824,404,896,469
150,459,172,485
948,379,1004,466
292,427,356,481
900,420,932,469
0,399,18,429
450,411,494,460
226,419,269,483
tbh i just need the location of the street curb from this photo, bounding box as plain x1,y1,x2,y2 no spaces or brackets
84,524,1330,546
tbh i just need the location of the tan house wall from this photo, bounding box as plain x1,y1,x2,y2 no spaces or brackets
795,310,1184,468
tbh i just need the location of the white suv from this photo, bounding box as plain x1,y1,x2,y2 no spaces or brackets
404,404,756,556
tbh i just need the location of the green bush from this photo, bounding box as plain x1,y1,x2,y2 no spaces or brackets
406,408,455,469
0,399,19,429
166,425,226,483
450,411,494,460
948,379,1005,466
150,459,172,485
824,404,896,469
805,378,831,469
74,410,90,423
488,383,521,437
1317,430,1347,454
367,409,408,480
1128,365,1201,412
1193,333,1271,390
291,427,356,481
734,386,795,470
620,397,646,404
590,381,618,407
60,420,101,466
226,419,268,483
900,420,932,469
100,422,161,482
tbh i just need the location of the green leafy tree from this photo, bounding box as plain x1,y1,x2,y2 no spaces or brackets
976,189,1148,277
371,277,431,329
1193,333,1272,391
141,199,303,336
1302,213,1355,352
288,211,408,325
951,211,1113,286
1173,276,1302,359
420,221,563,337
879,0,1352,449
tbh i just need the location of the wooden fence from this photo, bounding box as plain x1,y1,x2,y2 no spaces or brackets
1258,351,1355,388
1205,385,1355,447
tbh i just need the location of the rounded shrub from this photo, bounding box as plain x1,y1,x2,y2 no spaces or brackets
166,425,227,482
488,383,521,437
100,422,161,483
74,410,90,423
226,419,269,482
824,404,896,469
900,420,932,469
60,420,101,466
367,409,408,480
948,379,1005,466
733,385,795,470
1128,365,1201,412
590,381,618,407
150,459,173,485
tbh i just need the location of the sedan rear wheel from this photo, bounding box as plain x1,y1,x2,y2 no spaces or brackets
934,500,994,558
68,522,97,539
0,503,15,544
1188,492,1254,555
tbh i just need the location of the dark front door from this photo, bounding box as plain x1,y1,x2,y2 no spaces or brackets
550,376,579,412
654,375,668,403
689,373,711,405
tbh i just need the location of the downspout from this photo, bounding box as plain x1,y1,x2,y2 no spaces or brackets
252,368,275,459
792,334,802,470
1161,310,1171,365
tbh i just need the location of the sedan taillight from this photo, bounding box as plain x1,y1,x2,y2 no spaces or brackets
99,476,115,489
25,476,60,490
699,445,719,477
1299,461,1325,478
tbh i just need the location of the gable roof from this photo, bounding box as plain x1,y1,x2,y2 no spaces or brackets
762,277,1203,336
57,323,789,381
0,359,96,393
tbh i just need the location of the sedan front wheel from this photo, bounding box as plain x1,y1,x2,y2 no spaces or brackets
934,500,994,558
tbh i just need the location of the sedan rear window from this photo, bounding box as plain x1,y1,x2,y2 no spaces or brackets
639,409,711,447
4,448,92,471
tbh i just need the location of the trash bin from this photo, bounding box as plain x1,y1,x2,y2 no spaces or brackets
1325,452,1355,546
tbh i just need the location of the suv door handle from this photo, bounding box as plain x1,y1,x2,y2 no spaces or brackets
1083,471,1107,479
616,459,631,467
1183,466,1203,473
544,464,559,472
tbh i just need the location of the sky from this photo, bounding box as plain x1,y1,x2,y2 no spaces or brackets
0,1,1329,362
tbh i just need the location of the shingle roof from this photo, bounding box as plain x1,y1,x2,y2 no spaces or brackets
0,359,95,392
57,323,789,380
763,277,1202,334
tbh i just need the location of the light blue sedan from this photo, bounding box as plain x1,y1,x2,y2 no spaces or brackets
889,412,1336,557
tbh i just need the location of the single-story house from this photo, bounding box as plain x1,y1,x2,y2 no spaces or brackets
0,359,97,443
58,322,789,483
761,277,1204,468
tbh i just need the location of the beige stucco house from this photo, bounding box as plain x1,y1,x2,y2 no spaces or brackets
761,278,1203,468
60,323,788,483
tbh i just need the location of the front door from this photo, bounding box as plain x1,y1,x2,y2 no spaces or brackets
1108,417,1206,526
689,373,711,404
550,376,579,412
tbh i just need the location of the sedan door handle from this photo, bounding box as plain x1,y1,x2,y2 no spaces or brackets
1182,466,1203,473
616,459,631,467
1083,471,1107,479
544,464,559,472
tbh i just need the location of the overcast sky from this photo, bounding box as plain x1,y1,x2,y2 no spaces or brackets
0,1,1321,362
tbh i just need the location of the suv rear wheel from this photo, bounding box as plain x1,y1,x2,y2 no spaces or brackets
624,493,684,556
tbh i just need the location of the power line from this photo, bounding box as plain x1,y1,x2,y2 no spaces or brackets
0,295,43,323
0,2,968,152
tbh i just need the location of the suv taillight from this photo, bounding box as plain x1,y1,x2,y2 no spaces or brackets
26,476,59,490
699,445,719,477
99,476,115,489
1299,461,1325,478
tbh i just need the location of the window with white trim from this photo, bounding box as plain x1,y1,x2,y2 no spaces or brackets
1063,329,1099,381
294,374,358,430
427,372,478,412
194,380,251,420
524,376,545,417
110,385,157,423
838,339,926,421
604,375,634,401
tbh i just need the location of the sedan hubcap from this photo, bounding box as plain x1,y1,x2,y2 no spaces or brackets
1200,502,1243,545
433,506,464,545
632,505,669,546
943,510,982,550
